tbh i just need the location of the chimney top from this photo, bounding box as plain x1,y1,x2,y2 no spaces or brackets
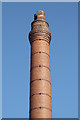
34,10,46,21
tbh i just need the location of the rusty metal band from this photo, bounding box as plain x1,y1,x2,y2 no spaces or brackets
30,65,50,72
31,51,50,57
30,93,51,98
30,79,51,84
30,33,51,40
31,35,49,41
29,34,50,44
30,38,50,44
32,32,50,37
29,30,51,40
29,107,52,113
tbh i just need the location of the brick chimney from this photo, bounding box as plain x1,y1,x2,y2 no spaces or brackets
29,10,52,118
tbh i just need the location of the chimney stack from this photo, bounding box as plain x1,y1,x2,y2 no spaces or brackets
29,10,52,118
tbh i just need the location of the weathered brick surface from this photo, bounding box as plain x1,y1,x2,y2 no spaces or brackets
30,67,51,81
31,40,49,54
30,95,52,110
30,109,52,118
31,53,50,68
29,11,52,118
30,80,51,96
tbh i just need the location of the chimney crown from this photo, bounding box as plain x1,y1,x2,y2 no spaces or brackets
34,10,46,21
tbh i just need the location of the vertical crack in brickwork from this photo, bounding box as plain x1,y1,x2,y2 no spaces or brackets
29,10,52,118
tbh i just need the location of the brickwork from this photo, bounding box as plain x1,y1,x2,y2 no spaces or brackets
29,10,52,118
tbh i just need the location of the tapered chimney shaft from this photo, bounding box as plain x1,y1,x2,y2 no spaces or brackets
29,10,52,118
